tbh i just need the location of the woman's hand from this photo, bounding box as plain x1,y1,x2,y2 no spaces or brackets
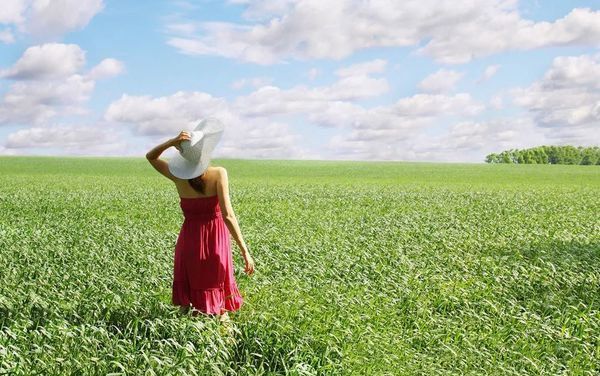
170,131,191,151
243,253,255,276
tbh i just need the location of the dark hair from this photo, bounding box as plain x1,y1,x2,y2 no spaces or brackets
188,173,205,194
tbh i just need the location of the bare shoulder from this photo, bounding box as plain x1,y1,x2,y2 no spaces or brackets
208,166,227,178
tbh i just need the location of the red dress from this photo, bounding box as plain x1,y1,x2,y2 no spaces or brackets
172,195,244,315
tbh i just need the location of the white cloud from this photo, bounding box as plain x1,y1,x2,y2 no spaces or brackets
408,118,546,162
511,53,600,135
309,100,434,131
418,69,463,93
0,0,27,24
104,59,395,158
103,58,488,161
217,120,309,159
418,6,600,64
0,43,122,126
6,124,117,149
306,91,485,161
541,54,600,90
233,78,388,117
3,124,133,156
165,1,600,64
0,74,94,124
26,0,104,38
0,145,20,156
1,43,86,80
318,52,598,161
88,58,125,80
306,92,485,160
478,64,501,83
327,117,545,162
442,119,540,151
105,91,228,135
0,0,104,42
104,91,311,159
233,64,390,117
392,93,483,117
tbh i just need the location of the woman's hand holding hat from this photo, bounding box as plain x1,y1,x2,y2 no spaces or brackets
170,130,192,152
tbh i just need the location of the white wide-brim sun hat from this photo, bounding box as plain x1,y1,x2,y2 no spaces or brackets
168,117,225,179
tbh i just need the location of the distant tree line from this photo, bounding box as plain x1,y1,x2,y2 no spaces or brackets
485,146,600,165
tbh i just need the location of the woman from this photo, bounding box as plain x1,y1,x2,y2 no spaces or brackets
145,118,255,322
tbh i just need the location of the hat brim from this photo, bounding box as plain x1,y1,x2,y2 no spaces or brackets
167,120,224,179
195,117,224,134
168,149,210,179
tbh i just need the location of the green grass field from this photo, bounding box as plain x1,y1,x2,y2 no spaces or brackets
0,156,598,375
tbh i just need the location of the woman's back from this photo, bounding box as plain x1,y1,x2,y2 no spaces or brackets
175,166,220,199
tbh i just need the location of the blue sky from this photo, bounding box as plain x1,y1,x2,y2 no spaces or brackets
0,0,599,162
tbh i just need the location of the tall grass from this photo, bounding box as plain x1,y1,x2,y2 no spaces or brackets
0,157,598,375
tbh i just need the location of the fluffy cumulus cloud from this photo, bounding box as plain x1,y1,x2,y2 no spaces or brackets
105,91,311,159
330,50,600,161
0,74,94,124
88,58,125,80
217,120,308,159
233,78,390,117
233,59,389,118
316,93,486,161
418,69,463,93
105,59,396,159
325,116,546,162
0,43,123,126
105,91,229,136
405,118,545,162
104,58,491,161
4,124,130,155
0,0,28,25
166,0,600,64
0,0,104,42
511,53,600,145
304,93,481,132
1,43,86,79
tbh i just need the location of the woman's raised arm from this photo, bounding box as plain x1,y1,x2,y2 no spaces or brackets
145,131,190,181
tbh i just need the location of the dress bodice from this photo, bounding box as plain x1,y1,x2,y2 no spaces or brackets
179,195,221,221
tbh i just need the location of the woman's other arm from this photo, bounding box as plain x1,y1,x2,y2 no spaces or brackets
216,167,255,276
